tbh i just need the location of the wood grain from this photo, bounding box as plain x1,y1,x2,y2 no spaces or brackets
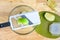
0,0,60,40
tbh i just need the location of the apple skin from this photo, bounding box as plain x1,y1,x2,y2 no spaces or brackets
17,18,29,25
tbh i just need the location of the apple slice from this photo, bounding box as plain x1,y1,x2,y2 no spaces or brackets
17,17,29,25
49,23,60,36
44,13,55,21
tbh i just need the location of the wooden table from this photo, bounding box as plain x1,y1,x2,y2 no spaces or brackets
0,0,60,40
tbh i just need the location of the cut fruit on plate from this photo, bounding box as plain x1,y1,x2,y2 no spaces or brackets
44,13,55,21
35,11,60,38
49,23,60,36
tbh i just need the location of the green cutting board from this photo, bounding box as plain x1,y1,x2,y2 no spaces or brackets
35,11,60,38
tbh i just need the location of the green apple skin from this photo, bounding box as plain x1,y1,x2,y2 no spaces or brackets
17,18,29,25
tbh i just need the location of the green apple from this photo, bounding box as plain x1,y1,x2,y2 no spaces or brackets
45,13,55,21
17,17,29,25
